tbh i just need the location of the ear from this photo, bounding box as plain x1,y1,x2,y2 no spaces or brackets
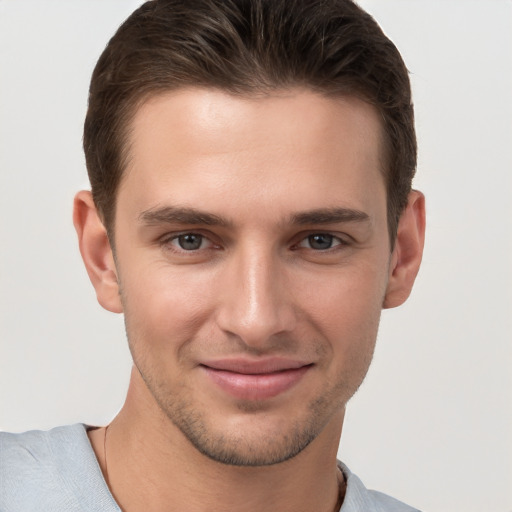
383,190,426,309
73,190,123,313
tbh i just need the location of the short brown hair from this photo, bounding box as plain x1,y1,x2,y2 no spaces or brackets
83,0,416,243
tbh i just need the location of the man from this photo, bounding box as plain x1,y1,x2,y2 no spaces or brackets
0,0,425,510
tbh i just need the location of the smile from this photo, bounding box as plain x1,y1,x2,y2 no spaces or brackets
200,358,313,401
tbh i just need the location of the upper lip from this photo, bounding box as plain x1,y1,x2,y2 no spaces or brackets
200,357,312,375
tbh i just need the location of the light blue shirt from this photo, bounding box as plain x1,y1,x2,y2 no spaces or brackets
0,424,420,511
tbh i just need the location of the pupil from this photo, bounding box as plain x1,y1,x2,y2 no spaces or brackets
178,234,202,250
309,234,333,250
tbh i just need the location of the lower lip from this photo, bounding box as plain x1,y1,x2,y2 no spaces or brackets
202,365,312,401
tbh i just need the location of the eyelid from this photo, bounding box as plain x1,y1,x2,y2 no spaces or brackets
158,230,220,252
157,229,352,254
298,236,342,250
292,231,351,249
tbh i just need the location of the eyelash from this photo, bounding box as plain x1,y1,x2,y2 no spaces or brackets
159,231,349,254
294,233,347,251
159,232,218,253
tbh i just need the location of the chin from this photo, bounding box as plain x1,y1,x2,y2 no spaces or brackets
173,413,321,467
153,382,346,467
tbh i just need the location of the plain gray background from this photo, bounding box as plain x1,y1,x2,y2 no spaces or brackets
1,1,511,511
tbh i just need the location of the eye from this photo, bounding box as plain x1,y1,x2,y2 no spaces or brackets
157,231,221,261
170,233,209,251
297,233,343,250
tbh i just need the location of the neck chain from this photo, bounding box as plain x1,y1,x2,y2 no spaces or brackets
103,424,110,487
335,466,346,511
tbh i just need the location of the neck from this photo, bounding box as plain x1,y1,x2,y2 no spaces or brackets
90,367,345,512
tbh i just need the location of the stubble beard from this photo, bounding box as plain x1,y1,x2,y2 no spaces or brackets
131,351,371,467
156,379,338,466
122,294,378,467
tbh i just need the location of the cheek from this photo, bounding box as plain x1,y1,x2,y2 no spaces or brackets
300,261,387,319
119,262,217,351
297,263,387,358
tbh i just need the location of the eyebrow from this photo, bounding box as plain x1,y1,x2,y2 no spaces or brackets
138,206,232,227
139,205,370,228
290,207,370,225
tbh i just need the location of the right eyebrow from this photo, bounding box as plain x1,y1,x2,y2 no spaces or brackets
290,207,371,226
138,206,232,227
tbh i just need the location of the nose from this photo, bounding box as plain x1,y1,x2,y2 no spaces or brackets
215,244,297,349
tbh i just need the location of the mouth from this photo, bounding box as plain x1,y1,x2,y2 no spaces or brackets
200,358,314,401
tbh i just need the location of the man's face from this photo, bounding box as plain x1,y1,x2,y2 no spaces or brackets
113,88,392,465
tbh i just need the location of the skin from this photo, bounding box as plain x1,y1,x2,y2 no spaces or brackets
75,88,425,512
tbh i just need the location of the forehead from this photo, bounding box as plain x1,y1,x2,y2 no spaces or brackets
119,88,386,223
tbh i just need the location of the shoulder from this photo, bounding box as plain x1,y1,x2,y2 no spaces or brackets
1,423,80,457
1,424,82,482
339,462,421,512
1,424,87,476
0,424,119,512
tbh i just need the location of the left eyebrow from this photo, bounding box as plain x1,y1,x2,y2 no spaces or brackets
290,207,370,225
138,206,232,227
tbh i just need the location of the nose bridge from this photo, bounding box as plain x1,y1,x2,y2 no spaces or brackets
216,240,295,346
243,246,278,326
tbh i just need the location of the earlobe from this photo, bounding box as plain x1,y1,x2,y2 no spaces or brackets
383,190,426,309
73,190,123,313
